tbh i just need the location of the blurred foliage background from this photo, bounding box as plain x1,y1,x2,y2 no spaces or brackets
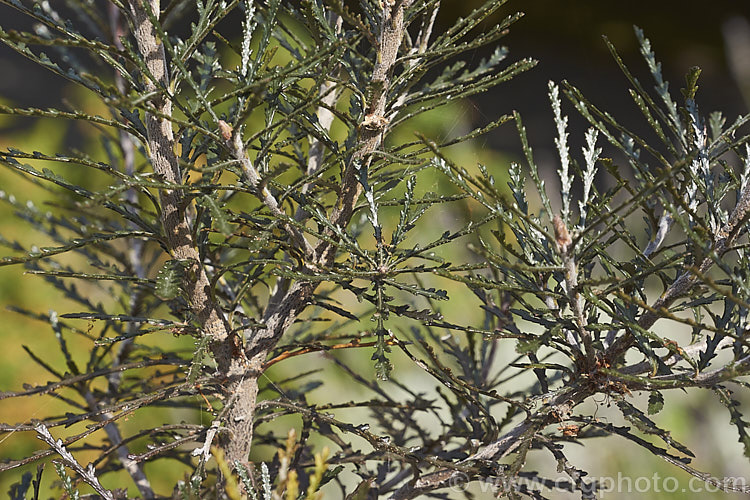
1,0,749,498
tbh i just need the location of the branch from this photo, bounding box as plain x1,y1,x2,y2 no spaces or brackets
389,384,590,499
554,214,594,369
314,0,414,266
83,390,154,499
127,0,233,351
607,171,750,361
35,424,115,500
220,121,315,258
246,1,415,355
127,0,256,466
388,1,439,117
619,336,734,376
218,0,417,465
613,352,750,390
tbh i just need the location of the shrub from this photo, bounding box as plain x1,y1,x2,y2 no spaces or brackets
1,0,750,498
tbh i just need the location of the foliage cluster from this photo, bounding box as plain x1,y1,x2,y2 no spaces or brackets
1,0,750,498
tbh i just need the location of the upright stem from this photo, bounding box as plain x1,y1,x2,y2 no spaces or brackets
244,0,415,462
127,0,413,467
127,0,254,465
315,0,411,265
127,0,227,348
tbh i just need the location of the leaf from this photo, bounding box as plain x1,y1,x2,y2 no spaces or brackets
233,461,254,497
681,66,701,100
187,334,212,385
346,478,373,500
155,259,190,300
382,278,448,301
59,313,174,325
0,231,152,267
715,386,750,459
198,195,233,236
616,399,693,457
389,304,443,322
515,338,542,355
313,299,360,321
8,471,32,500
647,391,664,415
372,328,393,381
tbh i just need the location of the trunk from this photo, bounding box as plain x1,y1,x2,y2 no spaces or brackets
128,0,411,465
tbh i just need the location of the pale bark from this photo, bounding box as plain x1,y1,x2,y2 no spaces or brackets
127,0,414,465
127,0,253,465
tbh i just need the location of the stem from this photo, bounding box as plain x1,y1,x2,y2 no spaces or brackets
314,0,413,266
128,0,413,467
127,0,254,465
389,384,590,499
241,0,415,462
607,170,750,362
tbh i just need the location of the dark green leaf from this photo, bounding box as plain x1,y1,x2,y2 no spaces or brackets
155,259,190,300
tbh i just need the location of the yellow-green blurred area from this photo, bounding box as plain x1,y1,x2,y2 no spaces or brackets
0,84,203,496
1,0,750,498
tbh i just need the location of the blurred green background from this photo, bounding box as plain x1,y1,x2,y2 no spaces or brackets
1,1,750,498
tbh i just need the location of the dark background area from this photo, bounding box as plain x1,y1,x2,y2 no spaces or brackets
449,1,750,159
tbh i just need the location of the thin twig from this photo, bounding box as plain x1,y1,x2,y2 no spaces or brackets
35,423,115,500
